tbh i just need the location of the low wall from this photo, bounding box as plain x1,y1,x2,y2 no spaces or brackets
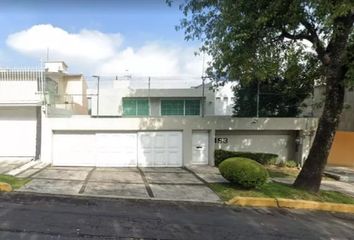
41,116,318,166
328,131,354,168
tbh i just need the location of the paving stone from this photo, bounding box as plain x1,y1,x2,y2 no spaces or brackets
95,167,139,172
89,170,144,183
84,182,148,198
150,184,220,202
140,168,188,173
188,166,220,174
196,173,229,183
49,166,94,171
144,172,203,184
0,165,19,174
18,179,83,195
33,169,90,181
16,168,41,178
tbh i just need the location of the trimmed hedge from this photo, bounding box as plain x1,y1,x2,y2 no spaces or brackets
219,157,268,189
215,149,278,166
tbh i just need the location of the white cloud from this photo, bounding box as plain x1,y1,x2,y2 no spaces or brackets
6,24,205,80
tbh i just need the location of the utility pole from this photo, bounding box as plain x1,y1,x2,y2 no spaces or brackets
201,51,206,117
148,77,151,115
92,75,100,116
201,76,206,117
256,80,260,118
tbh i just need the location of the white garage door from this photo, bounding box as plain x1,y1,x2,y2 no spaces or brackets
53,133,96,166
0,107,37,158
96,133,137,167
138,132,182,167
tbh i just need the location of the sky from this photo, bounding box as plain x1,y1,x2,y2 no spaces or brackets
0,0,206,87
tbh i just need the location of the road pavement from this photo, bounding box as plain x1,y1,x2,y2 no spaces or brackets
0,193,353,239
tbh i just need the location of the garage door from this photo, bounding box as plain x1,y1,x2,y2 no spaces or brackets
0,107,37,158
53,133,96,166
96,133,137,167
138,132,182,167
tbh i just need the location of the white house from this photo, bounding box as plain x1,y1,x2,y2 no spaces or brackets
0,61,88,160
88,79,236,117
1,61,318,168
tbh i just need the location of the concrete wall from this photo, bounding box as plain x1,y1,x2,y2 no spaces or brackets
327,131,354,168
0,81,41,104
41,116,318,166
303,86,354,131
215,130,297,161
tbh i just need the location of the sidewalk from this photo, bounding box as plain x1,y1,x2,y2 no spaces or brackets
324,166,354,182
272,177,354,197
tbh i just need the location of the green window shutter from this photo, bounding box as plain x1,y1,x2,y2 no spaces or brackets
123,99,137,116
137,99,149,116
185,100,200,115
161,100,184,115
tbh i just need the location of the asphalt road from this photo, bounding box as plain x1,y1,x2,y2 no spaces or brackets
0,193,353,240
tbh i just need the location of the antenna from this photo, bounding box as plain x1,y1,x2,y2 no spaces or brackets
46,48,49,61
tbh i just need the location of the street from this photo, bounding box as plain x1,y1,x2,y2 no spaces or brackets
0,193,353,240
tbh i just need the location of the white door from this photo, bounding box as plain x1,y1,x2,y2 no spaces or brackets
138,131,182,167
0,107,37,158
192,131,209,165
96,133,137,167
52,133,96,166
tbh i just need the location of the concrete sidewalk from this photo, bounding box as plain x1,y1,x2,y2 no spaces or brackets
325,166,354,183
17,166,221,203
273,177,354,197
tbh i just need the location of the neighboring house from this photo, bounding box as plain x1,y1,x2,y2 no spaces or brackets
302,85,354,167
89,80,235,117
0,61,88,160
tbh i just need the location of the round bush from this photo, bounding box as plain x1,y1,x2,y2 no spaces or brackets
219,157,268,189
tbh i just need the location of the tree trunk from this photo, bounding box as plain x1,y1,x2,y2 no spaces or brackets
293,73,345,192
293,15,353,192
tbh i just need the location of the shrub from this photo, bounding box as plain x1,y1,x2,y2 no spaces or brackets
219,157,269,189
215,149,278,166
276,160,298,168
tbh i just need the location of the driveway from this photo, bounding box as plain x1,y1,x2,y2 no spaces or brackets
17,166,221,202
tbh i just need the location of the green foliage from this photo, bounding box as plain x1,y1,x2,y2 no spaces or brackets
215,149,278,166
276,160,298,168
175,0,353,85
209,182,354,204
0,175,30,189
233,76,313,117
218,157,269,189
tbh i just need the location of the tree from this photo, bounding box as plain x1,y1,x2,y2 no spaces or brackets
233,78,312,118
173,0,354,192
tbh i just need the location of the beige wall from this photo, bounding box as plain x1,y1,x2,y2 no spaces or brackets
41,116,318,166
328,131,354,168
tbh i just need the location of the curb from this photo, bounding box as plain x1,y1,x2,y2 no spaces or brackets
227,197,354,214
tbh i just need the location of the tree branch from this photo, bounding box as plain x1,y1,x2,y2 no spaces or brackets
300,19,326,63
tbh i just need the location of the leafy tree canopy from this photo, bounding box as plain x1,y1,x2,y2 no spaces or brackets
172,0,353,85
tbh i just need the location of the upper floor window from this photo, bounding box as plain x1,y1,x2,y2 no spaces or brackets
161,99,200,116
123,98,149,116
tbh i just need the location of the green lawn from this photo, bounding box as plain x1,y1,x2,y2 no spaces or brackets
0,174,30,190
209,182,354,204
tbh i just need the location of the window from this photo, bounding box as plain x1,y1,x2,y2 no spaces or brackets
123,98,149,116
185,100,200,115
161,99,200,116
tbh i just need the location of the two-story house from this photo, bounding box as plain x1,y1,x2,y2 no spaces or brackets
0,61,88,160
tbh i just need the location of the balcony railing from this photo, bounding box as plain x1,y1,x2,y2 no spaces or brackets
0,68,44,104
